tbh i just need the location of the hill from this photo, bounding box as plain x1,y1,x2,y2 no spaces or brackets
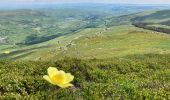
0,4,170,99
0,8,170,60
132,10,170,34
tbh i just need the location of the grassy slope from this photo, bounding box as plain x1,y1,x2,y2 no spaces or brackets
1,9,170,60
1,23,170,99
12,24,170,60
131,10,170,34
0,54,170,99
1,10,170,60
57,25,170,59
0,8,170,99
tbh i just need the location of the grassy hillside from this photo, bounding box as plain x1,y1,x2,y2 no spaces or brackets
132,10,170,34
1,7,170,60
3,24,169,61
0,8,111,60
55,25,170,59
0,5,170,99
0,54,170,99
1,20,170,60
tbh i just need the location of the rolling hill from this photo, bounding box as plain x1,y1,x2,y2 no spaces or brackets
132,10,170,34
0,8,170,60
0,4,170,99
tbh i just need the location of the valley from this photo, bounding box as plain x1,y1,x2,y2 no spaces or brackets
0,4,170,99
0,5,170,60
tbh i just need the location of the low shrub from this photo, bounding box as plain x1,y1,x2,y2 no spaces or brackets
0,54,170,99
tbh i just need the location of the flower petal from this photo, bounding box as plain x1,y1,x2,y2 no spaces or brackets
58,70,66,75
43,75,55,85
47,67,58,78
64,73,74,84
58,83,73,88
51,70,66,84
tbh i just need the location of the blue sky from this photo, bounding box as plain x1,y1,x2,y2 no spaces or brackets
1,0,170,4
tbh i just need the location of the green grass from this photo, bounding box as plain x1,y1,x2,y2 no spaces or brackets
0,54,170,99
55,25,170,59
1,7,170,99
2,24,169,61
0,8,110,50
1,9,170,60
153,39,170,50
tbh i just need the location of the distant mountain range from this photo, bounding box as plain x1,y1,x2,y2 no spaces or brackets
0,3,170,10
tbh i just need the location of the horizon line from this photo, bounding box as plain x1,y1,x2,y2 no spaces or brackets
0,2,170,5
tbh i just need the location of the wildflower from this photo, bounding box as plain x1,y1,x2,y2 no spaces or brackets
43,67,74,88
3,50,10,54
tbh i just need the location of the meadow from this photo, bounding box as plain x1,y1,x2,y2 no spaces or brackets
0,4,170,99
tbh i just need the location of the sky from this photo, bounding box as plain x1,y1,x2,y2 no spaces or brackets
1,0,170,4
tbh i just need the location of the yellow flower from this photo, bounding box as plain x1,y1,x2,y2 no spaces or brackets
43,67,74,88
3,50,10,54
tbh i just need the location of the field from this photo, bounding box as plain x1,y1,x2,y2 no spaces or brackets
0,4,170,99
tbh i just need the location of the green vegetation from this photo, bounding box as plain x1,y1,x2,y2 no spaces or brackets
0,54,170,99
0,4,170,99
0,9,107,45
56,25,170,59
132,10,170,34
1,8,170,60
